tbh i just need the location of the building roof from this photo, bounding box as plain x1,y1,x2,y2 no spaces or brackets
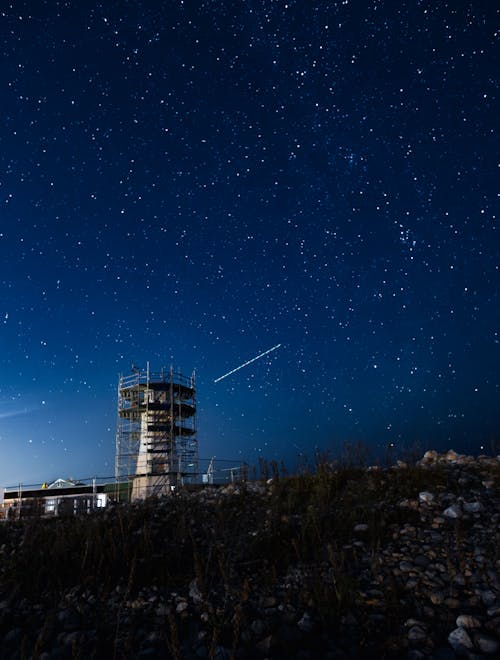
47,478,81,489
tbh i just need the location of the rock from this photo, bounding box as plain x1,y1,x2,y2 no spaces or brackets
137,649,159,659
156,604,169,616
414,554,430,568
399,498,419,509
430,591,444,605
448,627,473,652
256,635,274,653
486,604,500,617
463,501,483,513
4,628,21,643
484,616,500,637
405,579,418,590
480,590,496,606
63,631,84,647
407,625,427,643
0,447,498,659
473,631,499,655
456,614,481,629
431,647,456,659
405,618,425,627
421,450,438,463
443,504,462,519
189,578,203,604
261,595,277,608
210,646,231,660
251,619,268,638
297,612,314,633
275,623,303,646
279,603,298,624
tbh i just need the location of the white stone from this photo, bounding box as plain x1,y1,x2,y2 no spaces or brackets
456,614,481,629
189,578,203,604
175,600,188,613
448,627,473,651
353,523,369,533
419,491,435,504
422,450,438,462
443,504,462,518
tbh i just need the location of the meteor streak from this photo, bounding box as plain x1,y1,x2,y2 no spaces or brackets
214,343,282,383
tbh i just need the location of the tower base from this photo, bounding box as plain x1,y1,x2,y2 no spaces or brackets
131,475,173,500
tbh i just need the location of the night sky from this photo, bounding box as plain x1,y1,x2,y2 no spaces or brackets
1,1,498,487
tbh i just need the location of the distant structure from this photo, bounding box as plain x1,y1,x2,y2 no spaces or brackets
115,364,198,500
1,478,108,519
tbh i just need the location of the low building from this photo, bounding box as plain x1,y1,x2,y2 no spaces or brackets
0,478,109,519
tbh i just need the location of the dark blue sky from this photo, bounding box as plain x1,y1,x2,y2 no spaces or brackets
0,1,498,486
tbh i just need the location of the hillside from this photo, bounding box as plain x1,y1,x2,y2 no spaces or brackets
0,450,499,659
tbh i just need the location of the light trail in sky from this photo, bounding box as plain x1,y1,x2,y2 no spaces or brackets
0,406,37,420
214,343,282,383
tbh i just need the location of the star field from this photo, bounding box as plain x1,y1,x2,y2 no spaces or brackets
0,1,498,486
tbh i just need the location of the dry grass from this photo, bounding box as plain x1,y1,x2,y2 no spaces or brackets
0,452,497,657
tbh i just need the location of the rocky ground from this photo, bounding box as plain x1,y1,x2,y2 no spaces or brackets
0,450,499,659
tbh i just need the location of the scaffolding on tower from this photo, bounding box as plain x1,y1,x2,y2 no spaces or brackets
115,363,198,500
